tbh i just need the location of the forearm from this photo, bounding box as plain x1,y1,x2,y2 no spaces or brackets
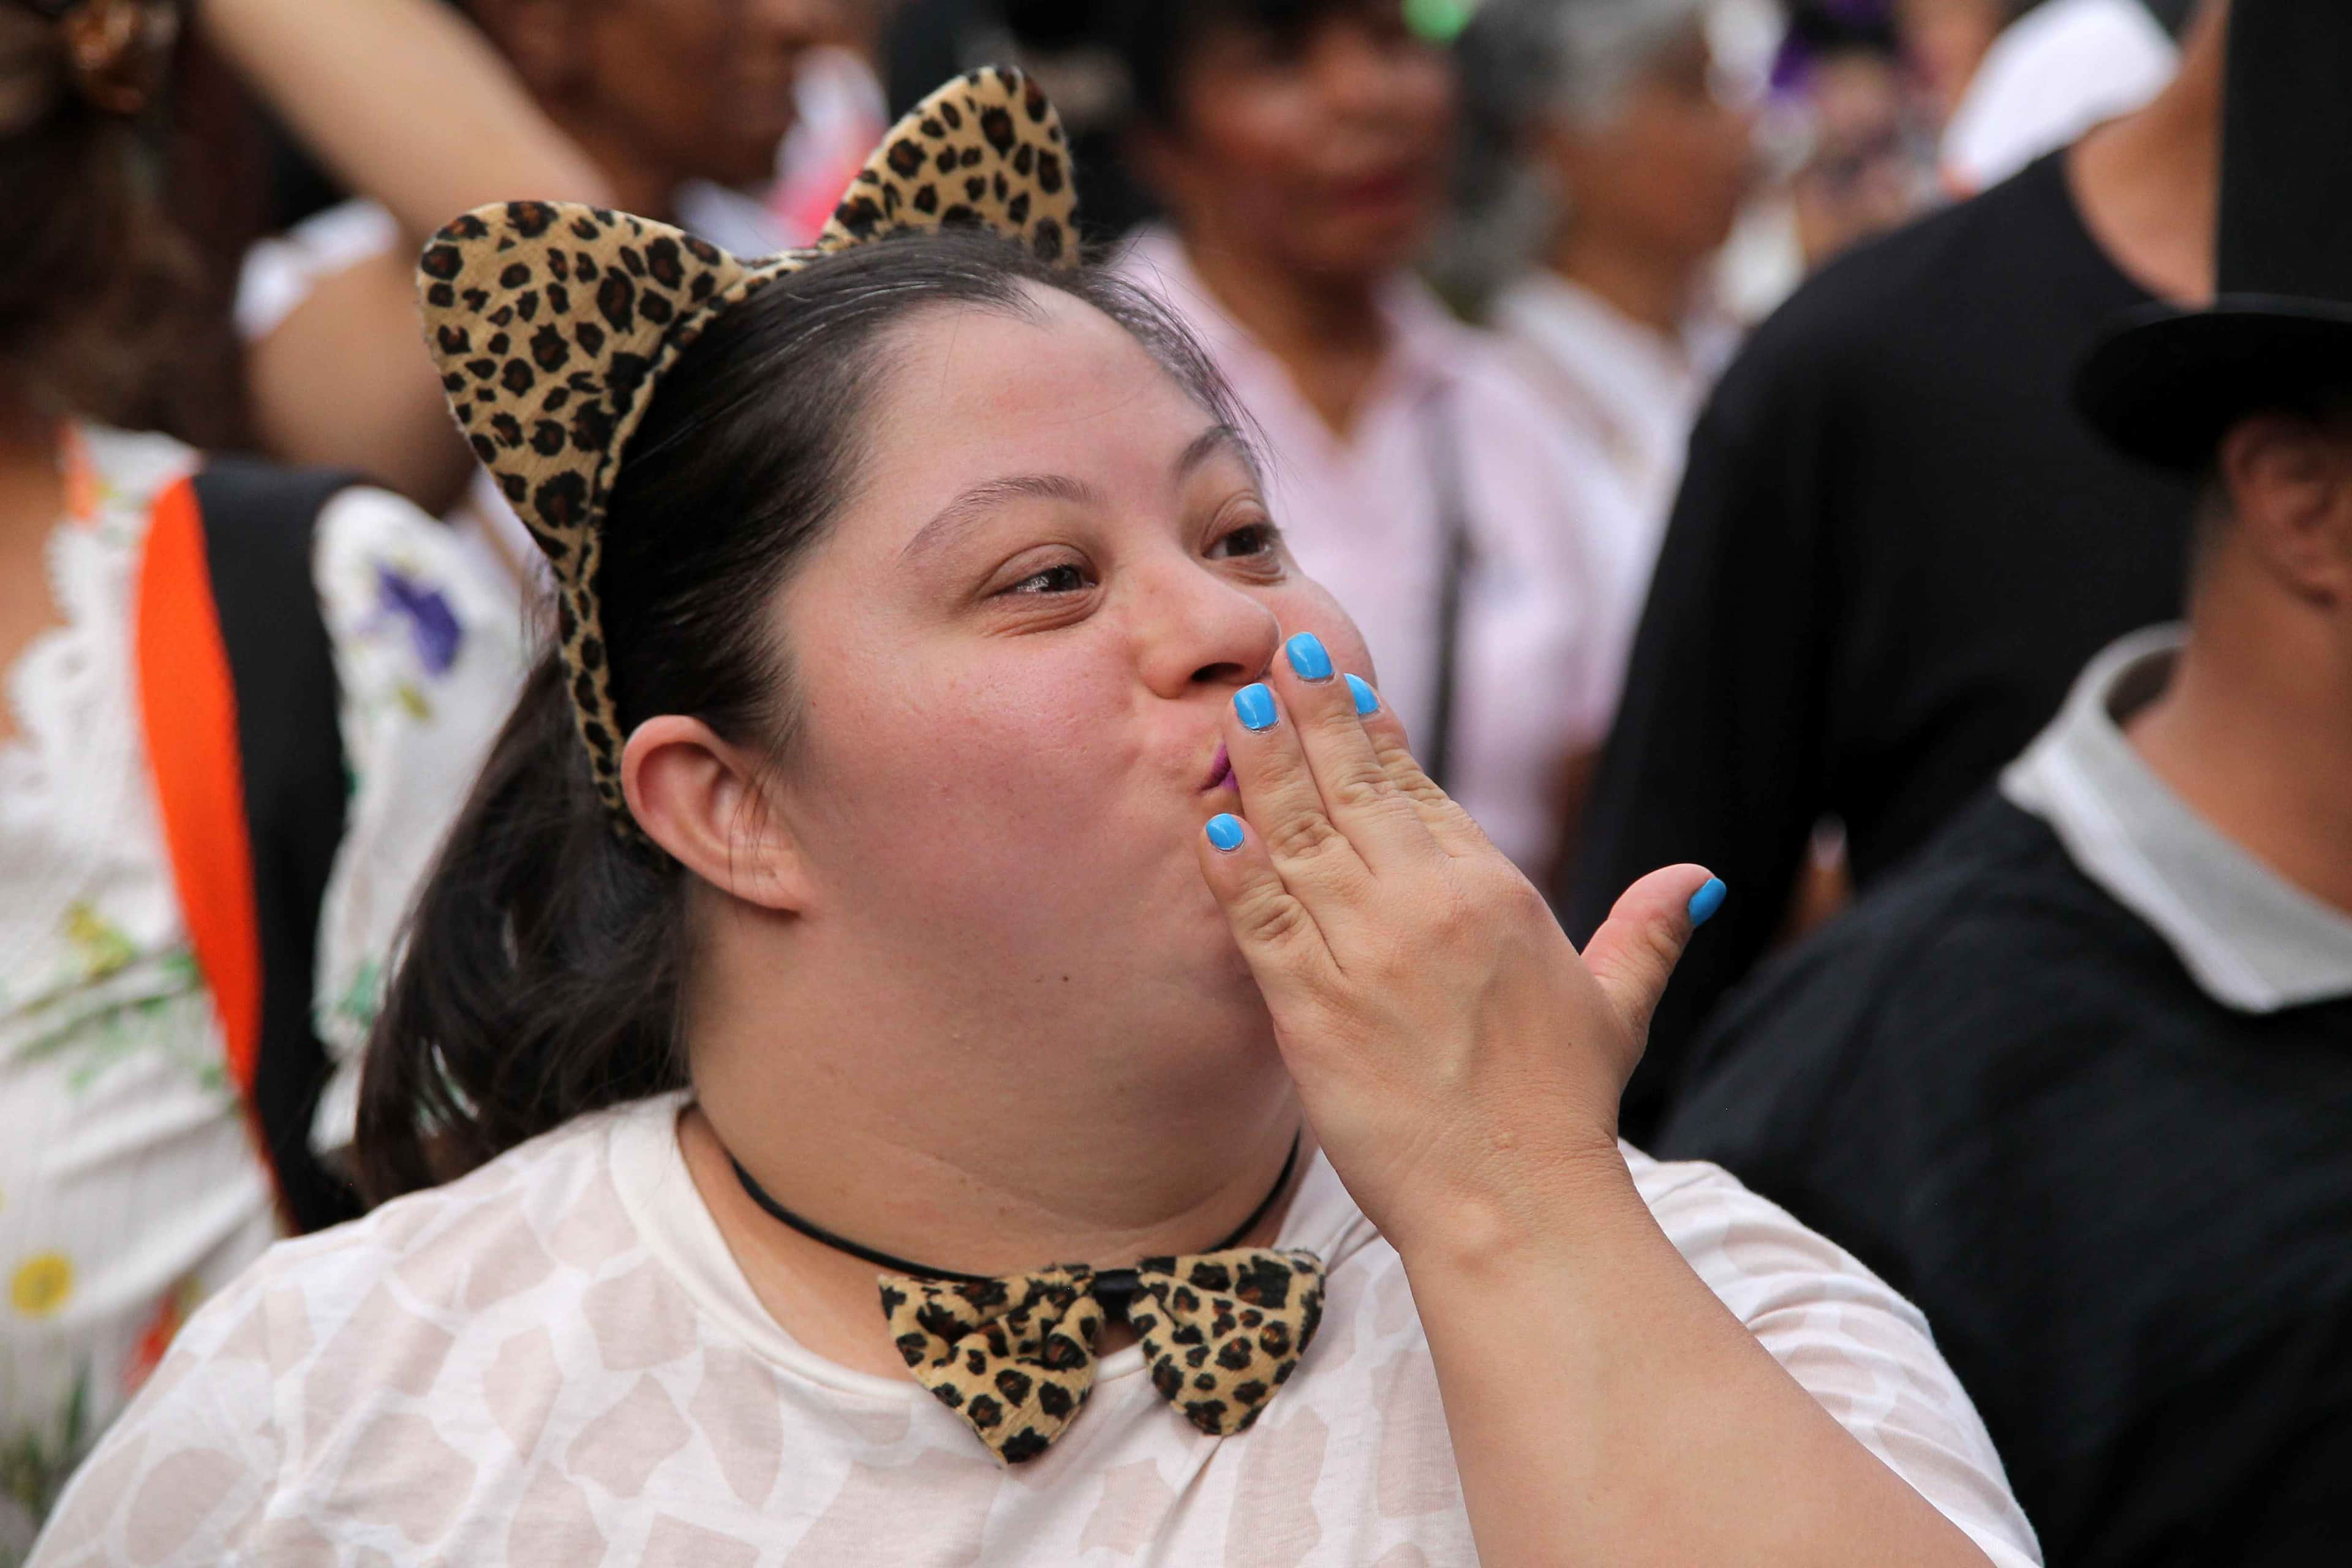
200,0,612,243
1400,1152,1991,1568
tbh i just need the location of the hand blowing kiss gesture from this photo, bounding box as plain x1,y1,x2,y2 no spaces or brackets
1195,633,1994,1568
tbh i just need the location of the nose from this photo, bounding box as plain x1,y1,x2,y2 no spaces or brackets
1131,560,1283,701
1313,24,1434,124
748,0,835,48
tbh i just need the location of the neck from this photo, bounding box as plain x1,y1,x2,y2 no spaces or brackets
0,404,69,747
552,107,679,222
0,403,66,551
2065,1,2224,305
677,908,1307,1375
1543,225,1702,341
1172,229,1393,439
2128,587,2352,916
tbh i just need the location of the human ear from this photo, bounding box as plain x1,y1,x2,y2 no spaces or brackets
2220,414,2352,605
621,715,811,912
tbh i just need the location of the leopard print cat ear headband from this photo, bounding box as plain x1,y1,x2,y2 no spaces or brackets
416,69,1078,832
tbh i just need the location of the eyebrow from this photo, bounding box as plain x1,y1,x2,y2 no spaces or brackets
896,422,1258,565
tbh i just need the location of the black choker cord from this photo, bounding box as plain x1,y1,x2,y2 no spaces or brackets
729,1134,1303,1326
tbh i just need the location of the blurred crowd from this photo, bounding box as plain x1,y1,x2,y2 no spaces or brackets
6,0,2350,1564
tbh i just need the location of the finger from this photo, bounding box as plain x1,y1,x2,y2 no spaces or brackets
1580,864,1721,1045
1224,678,1372,901
1194,809,1335,1001
1265,633,1433,872
1350,679,1493,859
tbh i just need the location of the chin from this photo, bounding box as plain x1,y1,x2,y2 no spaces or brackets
1321,219,1434,279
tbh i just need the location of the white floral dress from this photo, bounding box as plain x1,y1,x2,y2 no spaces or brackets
0,426,523,1559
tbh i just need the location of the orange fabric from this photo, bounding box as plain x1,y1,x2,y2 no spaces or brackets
134,475,262,1099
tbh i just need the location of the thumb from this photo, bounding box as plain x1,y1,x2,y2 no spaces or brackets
1580,864,1721,1046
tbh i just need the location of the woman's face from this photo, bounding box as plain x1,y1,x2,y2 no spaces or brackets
1145,4,1459,281
1545,24,1755,268
570,0,835,189
763,285,1372,1042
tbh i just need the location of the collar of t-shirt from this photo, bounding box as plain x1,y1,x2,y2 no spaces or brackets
608,1093,1382,1400
1491,271,1737,432
2001,624,2352,1012
1110,225,1468,446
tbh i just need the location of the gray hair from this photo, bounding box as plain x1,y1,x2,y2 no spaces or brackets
1430,0,1718,309
1469,0,1716,130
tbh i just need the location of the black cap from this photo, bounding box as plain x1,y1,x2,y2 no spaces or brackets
2074,0,2352,470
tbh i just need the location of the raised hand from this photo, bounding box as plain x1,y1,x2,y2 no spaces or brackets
1194,631,1718,1255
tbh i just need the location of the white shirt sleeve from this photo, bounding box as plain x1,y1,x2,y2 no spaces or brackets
1629,1147,2045,1567
307,486,529,1152
234,198,404,344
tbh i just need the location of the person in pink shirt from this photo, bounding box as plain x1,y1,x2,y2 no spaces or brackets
1107,0,1648,879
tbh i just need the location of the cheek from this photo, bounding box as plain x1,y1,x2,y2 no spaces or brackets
1392,58,1460,146
1194,113,1321,219
1271,581,1377,684
787,634,1150,897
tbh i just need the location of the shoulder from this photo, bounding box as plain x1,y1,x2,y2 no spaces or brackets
71,424,198,536
312,481,527,690
1621,1146,2043,1564
1419,308,1642,520
1708,797,2129,1058
1713,158,2074,411
29,1110,658,1564
1661,797,2179,1230
245,1110,636,1354
1662,799,2124,1146
1623,1143,1928,1324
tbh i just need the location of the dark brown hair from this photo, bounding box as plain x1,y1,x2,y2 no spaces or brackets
356,230,1245,1202
0,7,208,428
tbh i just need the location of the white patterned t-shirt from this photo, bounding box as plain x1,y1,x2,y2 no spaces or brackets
30,1095,2041,1567
0,424,525,1559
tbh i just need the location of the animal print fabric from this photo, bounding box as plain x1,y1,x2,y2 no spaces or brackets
28,1096,2044,1567
413,68,1079,826
882,1248,1325,1464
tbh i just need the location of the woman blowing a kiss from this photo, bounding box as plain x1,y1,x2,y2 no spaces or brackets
33,70,2035,1566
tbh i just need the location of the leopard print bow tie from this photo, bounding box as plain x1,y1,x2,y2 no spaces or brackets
881,1249,1326,1464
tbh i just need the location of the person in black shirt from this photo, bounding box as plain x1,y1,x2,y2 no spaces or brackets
1658,4,2352,1559
1566,1,2227,1139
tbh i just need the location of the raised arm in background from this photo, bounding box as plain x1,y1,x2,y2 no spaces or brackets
202,0,612,510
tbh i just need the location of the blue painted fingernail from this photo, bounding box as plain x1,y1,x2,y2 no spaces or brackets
1687,877,1727,927
1284,632,1334,682
1235,683,1278,731
1345,674,1379,715
1205,813,1246,851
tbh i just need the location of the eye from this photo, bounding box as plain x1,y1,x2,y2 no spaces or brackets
1002,562,1095,597
1208,520,1282,562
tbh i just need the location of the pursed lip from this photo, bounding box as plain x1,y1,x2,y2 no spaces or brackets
1202,742,1234,793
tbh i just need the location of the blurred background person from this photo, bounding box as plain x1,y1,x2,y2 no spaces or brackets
0,0,522,1548
1466,0,1760,569
1565,0,2226,1141
1777,0,1939,270
1891,0,2006,129
1661,9,2352,1558
1104,0,1649,880
881,0,1153,244
234,0,848,571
